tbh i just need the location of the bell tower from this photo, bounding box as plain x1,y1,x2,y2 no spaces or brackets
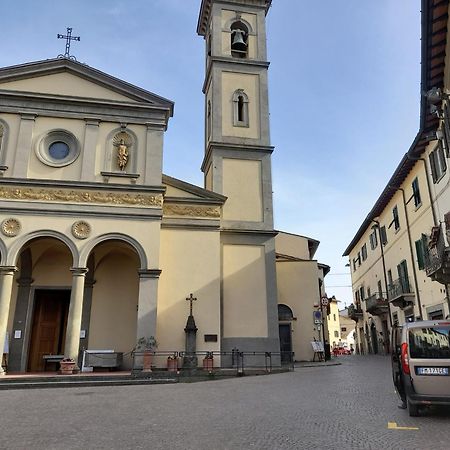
197,0,279,359
198,0,273,230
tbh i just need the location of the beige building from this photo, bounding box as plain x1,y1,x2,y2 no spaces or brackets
275,231,330,362
338,309,355,349
327,297,341,348
343,0,450,354
0,0,329,375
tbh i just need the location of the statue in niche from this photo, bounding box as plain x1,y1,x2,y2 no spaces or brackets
117,138,129,171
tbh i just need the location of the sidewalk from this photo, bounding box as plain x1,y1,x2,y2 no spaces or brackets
294,359,341,368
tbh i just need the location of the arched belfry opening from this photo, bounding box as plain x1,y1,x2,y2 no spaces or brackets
231,21,248,58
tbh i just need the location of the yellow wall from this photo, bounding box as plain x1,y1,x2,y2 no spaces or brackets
158,228,221,353
223,244,268,337
276,232,310,260
222,158,262,222
327,300,341,346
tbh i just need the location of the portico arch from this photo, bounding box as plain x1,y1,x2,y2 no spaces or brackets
7,230,78,267
79,233,147,269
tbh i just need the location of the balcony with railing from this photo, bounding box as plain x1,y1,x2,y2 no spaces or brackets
365,293,389,316
425,226,450,284
348,303,363,321
388,277,415,308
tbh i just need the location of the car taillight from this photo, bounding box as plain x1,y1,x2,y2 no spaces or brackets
401,342,410,375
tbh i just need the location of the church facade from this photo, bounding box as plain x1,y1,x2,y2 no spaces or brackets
0,0,328,374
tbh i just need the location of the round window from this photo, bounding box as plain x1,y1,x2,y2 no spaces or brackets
49,141,70,160
36,130,80,167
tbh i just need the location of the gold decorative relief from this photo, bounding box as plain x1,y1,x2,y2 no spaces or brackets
72,221,91,240
0,186,163,208
163,204,221,218
1,218,21,237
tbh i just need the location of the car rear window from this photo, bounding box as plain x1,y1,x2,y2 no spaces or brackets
409,325,450,359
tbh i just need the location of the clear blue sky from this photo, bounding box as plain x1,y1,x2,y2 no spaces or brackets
1,1,421,305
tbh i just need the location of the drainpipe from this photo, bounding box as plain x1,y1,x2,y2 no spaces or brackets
390,186,424,319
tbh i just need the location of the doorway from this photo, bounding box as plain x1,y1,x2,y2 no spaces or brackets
370,323,379,355
28,289,70,372
279,324,292,363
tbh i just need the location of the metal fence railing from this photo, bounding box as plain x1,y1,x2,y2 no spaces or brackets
130,350,295,375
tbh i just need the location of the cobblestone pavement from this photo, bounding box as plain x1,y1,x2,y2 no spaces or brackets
1,355,449,450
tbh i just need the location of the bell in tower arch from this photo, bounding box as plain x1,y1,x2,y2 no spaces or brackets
231,29,247,52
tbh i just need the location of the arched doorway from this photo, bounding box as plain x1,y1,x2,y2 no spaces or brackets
278,304,294,363
7,237,76,372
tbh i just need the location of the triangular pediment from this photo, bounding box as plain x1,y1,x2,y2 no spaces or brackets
163,174,226,203
0,58,174,111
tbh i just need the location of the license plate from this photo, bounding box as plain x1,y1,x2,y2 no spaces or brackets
416,367,449,376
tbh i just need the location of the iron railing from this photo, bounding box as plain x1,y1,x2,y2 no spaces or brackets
348,303,363,321
387,277,414,300
425,227,447,276
130,350,295,375
365,293,389,315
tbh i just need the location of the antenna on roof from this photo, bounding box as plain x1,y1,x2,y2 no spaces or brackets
57,27,80,61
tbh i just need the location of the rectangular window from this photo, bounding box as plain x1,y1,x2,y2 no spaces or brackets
397,260,410,293
429,142,447,183
334,330,339,338
367,287,371,299
361,243,367,261
357,252,361,266
352,258,357,271
392,205,400,231
380,226,388,245
369,230,378,250
341,327,347,332
377,280,382,297
412,177,421,208
355,290,360,303
415,234,429,270
359,286,365,301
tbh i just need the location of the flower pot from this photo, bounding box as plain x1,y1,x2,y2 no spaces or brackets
142,351,153,372
167,358,178,373
59,360,76,375
203,357,214,371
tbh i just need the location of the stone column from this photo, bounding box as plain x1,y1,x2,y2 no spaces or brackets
136,269,161,341
64,268,88,364
0,266,17,375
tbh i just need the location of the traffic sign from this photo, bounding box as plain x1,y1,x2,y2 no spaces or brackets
313,310,322,324
321,295,329,307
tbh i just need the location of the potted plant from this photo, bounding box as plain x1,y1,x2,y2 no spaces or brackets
203,351,214,372
167,353,178,373
59,358,76,375
136,336,158,372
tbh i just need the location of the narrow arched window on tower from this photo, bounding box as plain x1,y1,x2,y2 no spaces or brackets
0,124,3,154
230,21,248,58
207,100,212,139
232,90,249,127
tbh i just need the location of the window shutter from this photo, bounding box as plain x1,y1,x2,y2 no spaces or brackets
430,151,438,182
415,239,424,270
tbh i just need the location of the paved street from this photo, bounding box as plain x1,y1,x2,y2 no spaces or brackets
0,356,449,450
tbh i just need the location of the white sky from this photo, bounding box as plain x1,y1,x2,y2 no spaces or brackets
1,1,422,305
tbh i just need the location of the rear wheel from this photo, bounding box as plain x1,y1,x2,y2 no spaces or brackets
407,398,419,417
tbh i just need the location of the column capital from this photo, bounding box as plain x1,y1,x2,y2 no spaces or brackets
70,267,89,276
138,269,162,279
0,266,17,275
